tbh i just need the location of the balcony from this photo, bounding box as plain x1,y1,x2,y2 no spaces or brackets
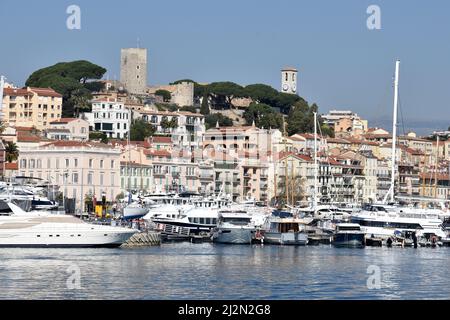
153,171,166,177
260,174,268,180
200,174,214,180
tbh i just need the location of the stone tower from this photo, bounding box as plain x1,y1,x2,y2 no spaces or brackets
281,67,298,94
120,48,147,94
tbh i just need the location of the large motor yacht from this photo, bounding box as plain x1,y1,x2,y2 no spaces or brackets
0,202,137,247
351,203,446,239
212,210,256,244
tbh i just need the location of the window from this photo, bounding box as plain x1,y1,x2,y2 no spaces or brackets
111,173,115,186
65,159,69,167
111,160,115,168
89,159,93,168
100,173,104,185
47,159,51,168
73,173,78,184
20,159,27,169
100,160,104,168
74,159,78,168
87,172,93,185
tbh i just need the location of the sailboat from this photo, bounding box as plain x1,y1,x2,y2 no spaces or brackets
122,118,149,220
351,60,447,240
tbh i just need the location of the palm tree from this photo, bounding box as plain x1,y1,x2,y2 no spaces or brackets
5,142,18,163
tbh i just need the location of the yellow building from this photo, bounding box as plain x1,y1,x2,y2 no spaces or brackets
2,87,63,130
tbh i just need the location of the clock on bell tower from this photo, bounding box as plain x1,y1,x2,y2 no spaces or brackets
281,67,298,94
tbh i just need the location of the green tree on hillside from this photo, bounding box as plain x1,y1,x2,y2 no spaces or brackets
25,60,106,117
89,131,109,144
130,119,155,141
207,82,247,109
286,101,318,136
155,89,172,102
200,94,210,115
205,114,233,130
243,103,283,129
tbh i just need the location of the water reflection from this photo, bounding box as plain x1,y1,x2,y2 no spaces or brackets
0,244,449,299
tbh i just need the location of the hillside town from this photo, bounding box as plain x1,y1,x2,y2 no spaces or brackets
0,47,449,216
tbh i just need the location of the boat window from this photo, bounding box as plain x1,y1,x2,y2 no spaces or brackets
337,226,360,231
200,218,205,224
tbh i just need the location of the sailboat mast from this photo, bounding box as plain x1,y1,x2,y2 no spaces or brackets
127,115,131,204
313,112,318,211
389,60,400,203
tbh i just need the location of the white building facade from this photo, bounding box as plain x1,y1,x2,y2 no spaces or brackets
88,100,131,139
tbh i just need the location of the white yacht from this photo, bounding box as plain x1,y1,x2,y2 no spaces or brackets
0,202,137,247
212,210,256,244
351,204,446,239
262,213,308,245
152,206,219,234
123,201,149,220
0,186,57,210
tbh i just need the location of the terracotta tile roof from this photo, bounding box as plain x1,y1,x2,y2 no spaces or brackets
278,151,313,162
3,88,32,96
289,133,319,140
29,87,62,98
49,118,78,124
15,126,34,132
110,139,151,148
46,128,71,133
17,133,41,142
326,138,351,144
4,87,62,98
41,140,114,149
143,149,171,157
151,136,172,144
5,162,18,170
120,161,152,167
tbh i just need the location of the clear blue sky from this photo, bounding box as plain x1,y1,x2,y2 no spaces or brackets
1,0,449,134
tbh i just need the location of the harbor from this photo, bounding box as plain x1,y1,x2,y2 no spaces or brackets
1,242,450,300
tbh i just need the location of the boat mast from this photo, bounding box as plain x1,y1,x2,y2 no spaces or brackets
434,136,439,198
386,60,400,203
313,111,318,211
0,76,5,180
127,114,131,204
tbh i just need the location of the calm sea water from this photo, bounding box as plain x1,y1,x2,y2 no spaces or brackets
0,242,449,300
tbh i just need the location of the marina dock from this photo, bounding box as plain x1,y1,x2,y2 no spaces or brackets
121,231,161,247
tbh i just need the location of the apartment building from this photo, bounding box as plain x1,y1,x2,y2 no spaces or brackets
2,87,62,130
46,118,89,141
139,110,205,150
18,141,121,213
86,99,131,139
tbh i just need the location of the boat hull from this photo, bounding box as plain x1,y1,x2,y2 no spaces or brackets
264,231,308,245
333,233,365,248
213,228,254,244
0,228,136,248
123,206,149,219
